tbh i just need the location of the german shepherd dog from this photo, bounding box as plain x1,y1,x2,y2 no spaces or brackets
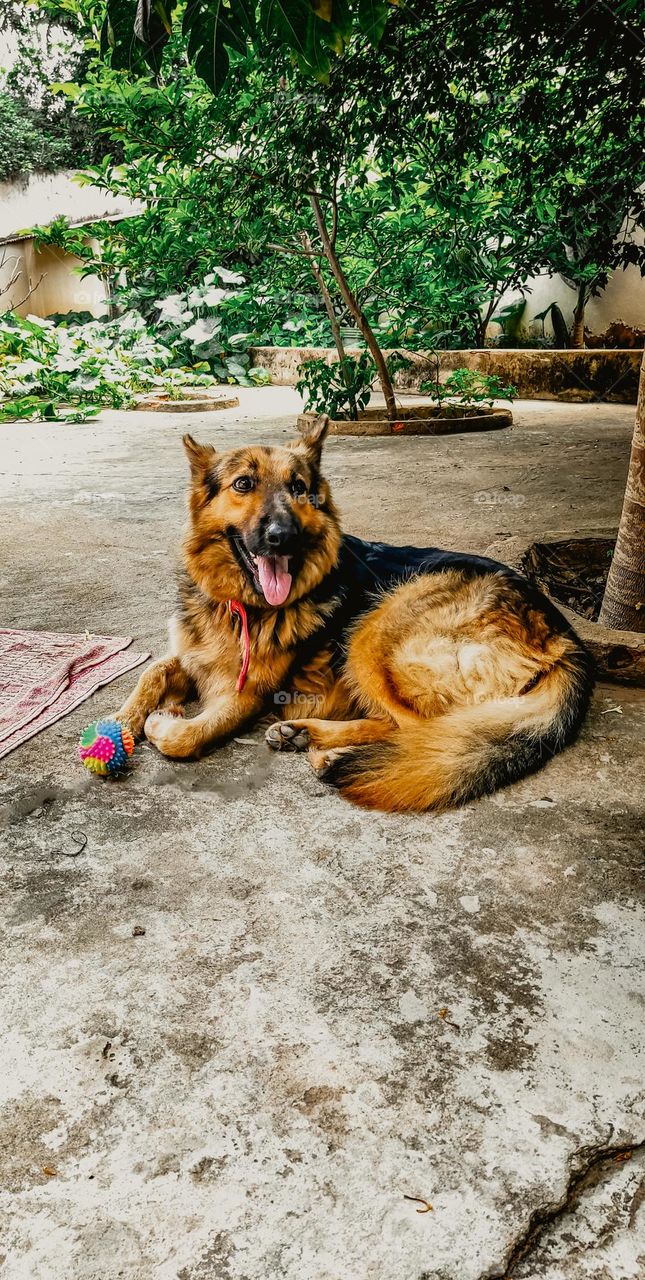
116,416,593,812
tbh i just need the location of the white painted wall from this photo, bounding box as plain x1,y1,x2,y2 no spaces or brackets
491,261,645,342
0,172,143,317
0,172,142,242
0,239,107,318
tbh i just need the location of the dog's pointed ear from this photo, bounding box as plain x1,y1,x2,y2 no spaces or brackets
183,434,218,478
296,414,330,467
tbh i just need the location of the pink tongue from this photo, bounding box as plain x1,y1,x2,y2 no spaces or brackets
256,554,292,606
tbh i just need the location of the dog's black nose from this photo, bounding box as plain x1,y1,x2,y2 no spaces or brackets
265,515,299,552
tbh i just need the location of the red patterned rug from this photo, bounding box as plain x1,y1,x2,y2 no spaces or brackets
0,629,149,759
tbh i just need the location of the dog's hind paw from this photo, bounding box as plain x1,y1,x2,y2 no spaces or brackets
265,721,310,752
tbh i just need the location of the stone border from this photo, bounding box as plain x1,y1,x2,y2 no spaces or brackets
250,347,641,404
133,391,239,413
485,532,645,686
297,407,512,436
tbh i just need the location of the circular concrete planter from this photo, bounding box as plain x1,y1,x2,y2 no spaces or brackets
486,532,645,686
298,405,512,437
134,389,239,413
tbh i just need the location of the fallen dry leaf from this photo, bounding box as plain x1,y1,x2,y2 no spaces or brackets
403,1194,433,1213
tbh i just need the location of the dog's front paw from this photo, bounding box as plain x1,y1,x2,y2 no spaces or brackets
114,706,146,739
265,720,310,752
160,701,185,718
144,711,184,755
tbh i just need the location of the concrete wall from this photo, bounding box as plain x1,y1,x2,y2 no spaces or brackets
0,239,107,318
250,346,643,403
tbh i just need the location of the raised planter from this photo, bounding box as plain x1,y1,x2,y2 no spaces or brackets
297,405,512,437
485,532,645,686
134,389,239,413
251,346,641,404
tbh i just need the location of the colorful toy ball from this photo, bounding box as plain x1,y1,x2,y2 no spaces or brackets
78,719,135,776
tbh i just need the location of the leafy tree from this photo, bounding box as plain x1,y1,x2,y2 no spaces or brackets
57,45,407,411
0,0,117,179
25,0,645,369
349,0,645,347
0,93,70,181
532,112,645,349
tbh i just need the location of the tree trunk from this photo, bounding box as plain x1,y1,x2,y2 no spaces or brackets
309,193,398,421
299,231,358,419
300,232,345,360
475,298,498,348
599,355,645,632
570,282,587,349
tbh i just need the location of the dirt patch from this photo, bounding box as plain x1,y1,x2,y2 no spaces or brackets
521,536,614,621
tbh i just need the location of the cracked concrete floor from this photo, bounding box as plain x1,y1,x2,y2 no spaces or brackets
1,389,643,1280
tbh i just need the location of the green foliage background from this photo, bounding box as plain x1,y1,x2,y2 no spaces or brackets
1,0,644,394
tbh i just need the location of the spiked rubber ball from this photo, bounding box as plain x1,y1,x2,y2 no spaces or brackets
78,719,135,776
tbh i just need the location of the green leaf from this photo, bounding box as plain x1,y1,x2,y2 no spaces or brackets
49,83,82,99
261,0,311,60
184,0,248,95
101,0,143,74
356,0,390,44
134,0,178,75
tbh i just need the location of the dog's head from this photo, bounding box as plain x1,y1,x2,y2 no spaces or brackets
182,415,341,608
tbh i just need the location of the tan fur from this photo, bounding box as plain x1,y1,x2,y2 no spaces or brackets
312,660,582,812
117,421,590,810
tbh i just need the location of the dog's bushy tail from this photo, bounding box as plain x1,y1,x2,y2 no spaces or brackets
321,645,594,812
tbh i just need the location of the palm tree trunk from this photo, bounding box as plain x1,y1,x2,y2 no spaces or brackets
570,282,587,349
309,193,398,421
598,355,645,632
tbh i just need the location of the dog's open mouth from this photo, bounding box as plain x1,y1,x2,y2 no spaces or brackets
230,534,293,607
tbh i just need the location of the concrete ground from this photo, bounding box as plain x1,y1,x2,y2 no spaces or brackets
1,389,643,1280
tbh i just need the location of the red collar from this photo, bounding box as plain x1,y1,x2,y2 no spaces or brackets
227,599,251,692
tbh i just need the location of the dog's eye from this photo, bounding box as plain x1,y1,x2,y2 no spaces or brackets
290,477,307,498
232,476,255,493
